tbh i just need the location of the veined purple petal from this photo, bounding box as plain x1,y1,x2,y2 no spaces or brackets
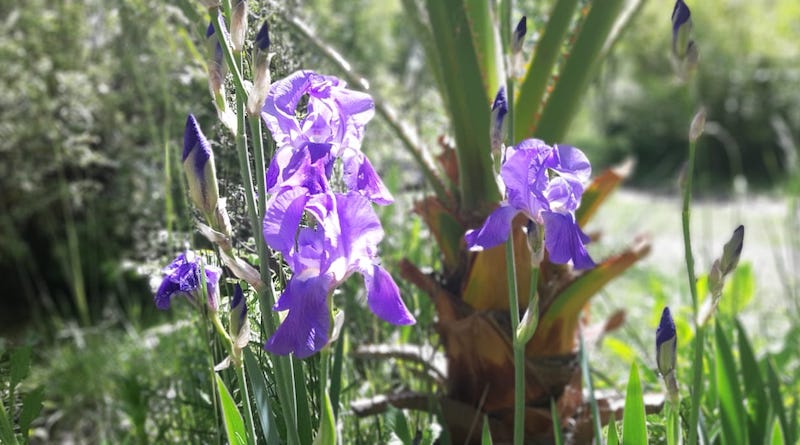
265,277,330,358
553,144,591,195
263,187,310,256
323,192,384,281
501,147,550,218
155,279,181,310
465,205,518,251
542,211,594,269
363,264,415,325
262,70,313,149
342,151,394,205
183,115,213,173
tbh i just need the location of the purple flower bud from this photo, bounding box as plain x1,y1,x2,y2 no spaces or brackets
512,16,527,54
155,251,221,312
720,225,744,276
255,20,270,52
248,20,273,115
656,306,677,376
183,114,219,215
490,86,508,153
671,0,692,59
230,283,248,339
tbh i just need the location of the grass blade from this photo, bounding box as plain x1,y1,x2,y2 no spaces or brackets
482,415,494,445
293,358,314,445
607,415,620,445
514,0,581,142
621,362,647,445
770,416,786,445
715,321,748,444
765,358,793,444
579,329,602,444
550,398,564,445
215,374,248,445
243,349,279,444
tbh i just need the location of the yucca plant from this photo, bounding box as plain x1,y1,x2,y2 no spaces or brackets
290,0,652,442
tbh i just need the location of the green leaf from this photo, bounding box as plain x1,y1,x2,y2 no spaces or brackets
329,330,345,420
606,415,620,445
766,358,793,445
465,0,504,104
514,0,581,142
293,358,314,445
0,396,19,445
313,389,336,445
719,263,754,317
481,415,493,445
18,386,44,435
10,346,32,388
534,0,626,143
715,322,749,444
215,374,248,445
243,349,279,445
424,0,498,210
770,417,786,445
551,398,564,445
621,362,646,445
735,319,768,443
385,406,413,445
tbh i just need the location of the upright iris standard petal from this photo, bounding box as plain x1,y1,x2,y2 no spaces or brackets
261,70,390,203
154,251,222,311
183,115,219,215
656,306,677,376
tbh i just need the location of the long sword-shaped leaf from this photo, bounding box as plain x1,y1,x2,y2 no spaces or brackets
243,349,280,444
715,321,749,444
425,0,499,210
535,0,626,143
215,374,248,445
465,0,504,104
514,0,581,142
735,319,769,443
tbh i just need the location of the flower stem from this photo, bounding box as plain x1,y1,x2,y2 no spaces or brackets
505,235,524,445
236,363,257,445
682,137,703,445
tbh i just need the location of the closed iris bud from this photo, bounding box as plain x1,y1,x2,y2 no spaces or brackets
248,20,273,115
512,16,527,55
720,225,744,276
230,283,248,342
656,306,677,377
183,114,220,217
490,86,508,154
671,0,692,59
231,0,248,53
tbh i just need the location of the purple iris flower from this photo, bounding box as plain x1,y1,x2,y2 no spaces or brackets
155,251,222,311
465,139,595,269
264,192,415,358
261,70,392,205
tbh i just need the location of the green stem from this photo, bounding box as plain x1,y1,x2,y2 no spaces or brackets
0,396,19,445
236,364,257,445
666,396,682,445
682,137,703,445
505,236,524,445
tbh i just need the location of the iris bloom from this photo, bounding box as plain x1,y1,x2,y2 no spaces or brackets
155,251,221,311
261,70,392,205
264,192,415,358
465,139,595,269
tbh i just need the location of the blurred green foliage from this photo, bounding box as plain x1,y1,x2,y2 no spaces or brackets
579,0,800,191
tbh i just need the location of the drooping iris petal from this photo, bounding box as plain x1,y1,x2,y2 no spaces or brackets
541,211,594,270
265,277,330,358
465,205,518,251
342,151,393,205
363,264,415,325
155,279,181,310
263,187,310,256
